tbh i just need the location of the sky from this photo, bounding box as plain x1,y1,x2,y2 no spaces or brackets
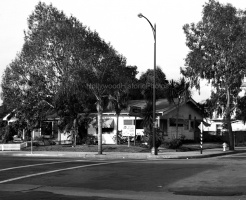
1,0,246,104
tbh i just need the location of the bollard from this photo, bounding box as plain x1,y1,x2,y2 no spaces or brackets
223,142,227,151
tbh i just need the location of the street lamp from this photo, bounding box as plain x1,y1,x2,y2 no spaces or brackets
138,13,157,155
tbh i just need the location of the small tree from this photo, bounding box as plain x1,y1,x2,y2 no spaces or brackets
141,102,164,149
108,92,128,145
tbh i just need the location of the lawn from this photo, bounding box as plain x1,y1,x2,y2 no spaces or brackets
22,144,151,153
22,142,222,153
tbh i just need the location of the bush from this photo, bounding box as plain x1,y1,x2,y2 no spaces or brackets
34,136,44,141
47,139,56,145
143,128,164,149
203,132,224,143
2,125,15,143
81,135,98,145
166,138,183,149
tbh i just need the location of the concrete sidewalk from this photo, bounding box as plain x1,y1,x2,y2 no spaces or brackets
1,147,246,160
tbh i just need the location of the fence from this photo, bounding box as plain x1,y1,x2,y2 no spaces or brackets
1,142,27,151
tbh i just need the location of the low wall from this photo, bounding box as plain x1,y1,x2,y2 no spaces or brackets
0,142,28,151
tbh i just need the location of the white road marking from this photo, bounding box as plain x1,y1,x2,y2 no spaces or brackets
0,160,87,172
0,161,122,184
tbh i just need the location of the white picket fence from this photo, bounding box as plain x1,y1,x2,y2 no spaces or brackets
0,142,28,151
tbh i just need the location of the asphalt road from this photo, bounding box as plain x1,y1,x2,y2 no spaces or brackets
0,154,246,200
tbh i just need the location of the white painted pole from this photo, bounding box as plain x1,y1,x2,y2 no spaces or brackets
200,122,203,154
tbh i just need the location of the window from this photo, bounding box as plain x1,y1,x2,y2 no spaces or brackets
124,120,134,125
184,119,189,130
136,119,143,129
160,119,168,136
216,124,222,136
190,121,194,132
169,118,183,127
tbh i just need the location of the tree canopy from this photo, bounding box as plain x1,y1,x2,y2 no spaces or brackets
1,2,131,139
139,67,168,101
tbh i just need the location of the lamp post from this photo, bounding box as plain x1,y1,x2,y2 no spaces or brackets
138,13,157,155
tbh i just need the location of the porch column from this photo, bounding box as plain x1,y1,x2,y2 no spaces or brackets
194,117,196,140
58,129,61,145
52,121,54,137
22,129,25,140
167,118,169,135
157,116,160,128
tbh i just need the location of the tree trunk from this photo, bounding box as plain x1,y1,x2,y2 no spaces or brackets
226,113,234,150
98,111,102,154
226,87,234,150
175,104,180,139
73,118,77,147
116,114,119,145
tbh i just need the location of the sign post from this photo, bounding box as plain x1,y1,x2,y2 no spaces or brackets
122,125,135,147
31,130,33,154
129,106,142,146
198,122,203,154
134,116,136,146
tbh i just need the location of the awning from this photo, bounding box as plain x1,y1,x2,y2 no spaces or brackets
92,118,114,128
3,113,18,123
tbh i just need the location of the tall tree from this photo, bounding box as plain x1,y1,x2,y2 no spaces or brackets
181,0,246,150
166,77,191,138
1,2,96,138
79,49,127,154
1,55,52,133
137,67,167,149
1,2,129,154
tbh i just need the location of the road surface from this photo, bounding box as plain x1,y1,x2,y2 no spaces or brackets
0,153,246,199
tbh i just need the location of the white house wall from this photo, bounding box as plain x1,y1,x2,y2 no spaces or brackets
118,115,144,136
161,103,203,141
166,126,194,140
203,120,246,133
87,115,144,144
60,132,72,144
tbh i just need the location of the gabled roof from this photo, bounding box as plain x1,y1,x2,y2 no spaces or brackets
104,98,202,116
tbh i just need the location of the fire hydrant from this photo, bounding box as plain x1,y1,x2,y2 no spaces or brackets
223,142,227,151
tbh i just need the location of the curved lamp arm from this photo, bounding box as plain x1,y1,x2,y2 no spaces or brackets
138,13,156,41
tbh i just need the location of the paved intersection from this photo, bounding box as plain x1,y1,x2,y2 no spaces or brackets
0,153,246,199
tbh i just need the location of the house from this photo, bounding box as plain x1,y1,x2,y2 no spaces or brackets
203,113,246,144
86,98,204,144
2,98,204,144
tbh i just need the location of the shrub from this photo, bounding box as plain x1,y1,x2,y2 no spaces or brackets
203,132,224,143
166,138,183,149
81,135,98,145
47,139,56,145
2,125,15,143
34,136,44,141
143,128,164,149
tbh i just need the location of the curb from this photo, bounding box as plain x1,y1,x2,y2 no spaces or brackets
1,150,246,160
